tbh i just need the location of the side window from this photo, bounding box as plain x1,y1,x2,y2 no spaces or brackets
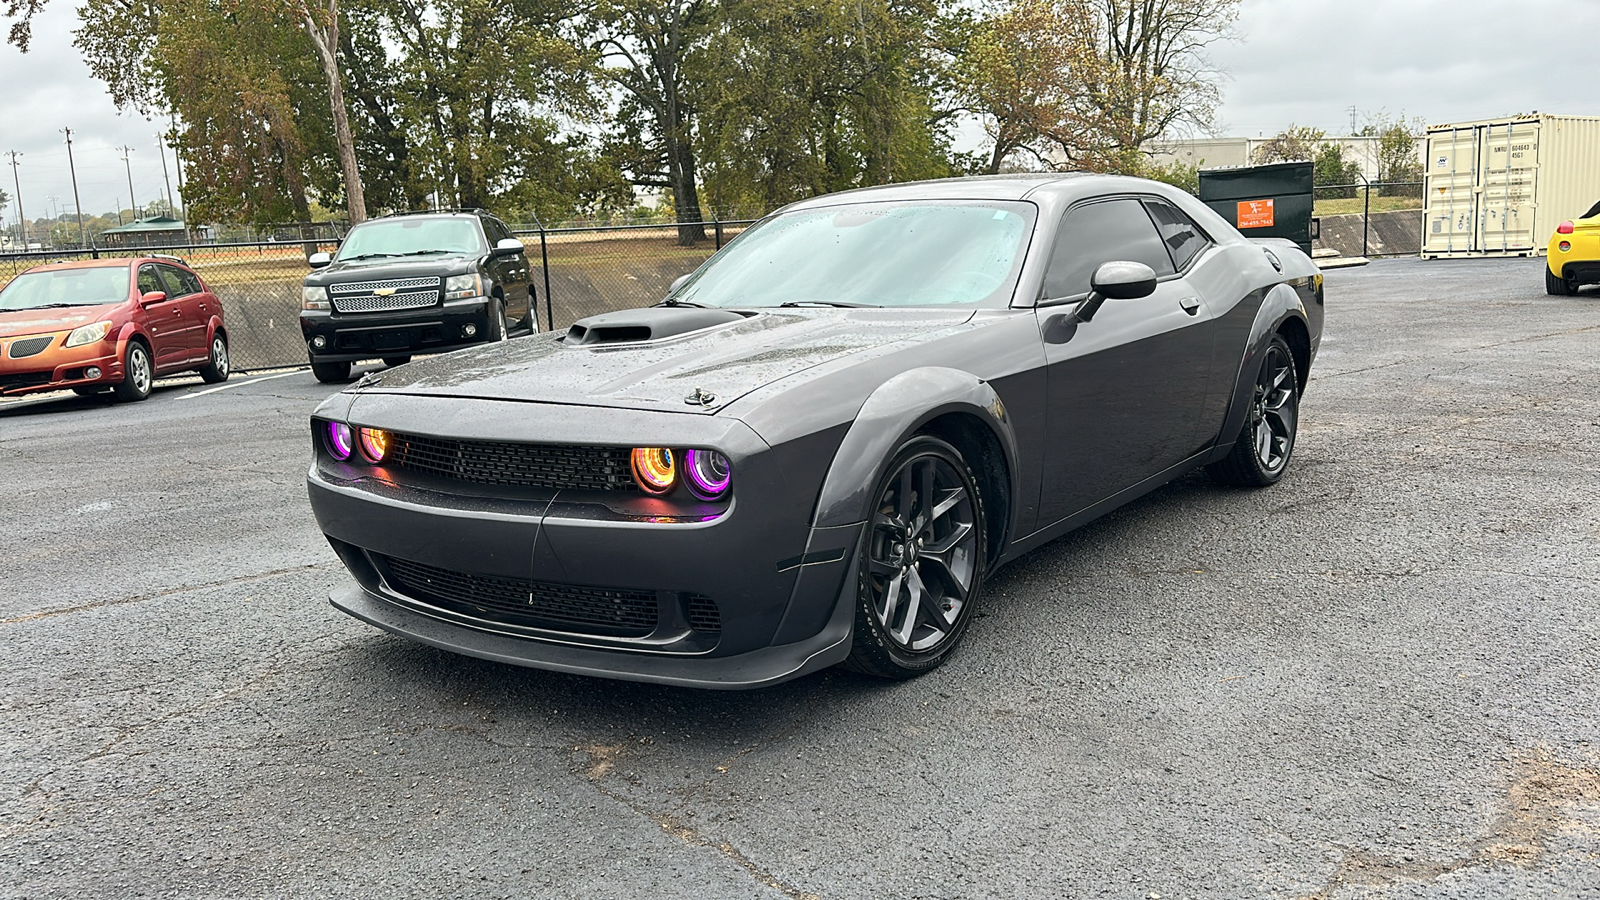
487,218,515,247
1042,199,1177,299
157,266,190,298
178,267,205,295
1144,199,1210,271
136,265,165,297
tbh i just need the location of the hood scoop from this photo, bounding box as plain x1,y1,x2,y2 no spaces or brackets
564,307,746,347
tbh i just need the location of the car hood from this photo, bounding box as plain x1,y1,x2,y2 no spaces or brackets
305,254,478,287
349,307,976,414
0,304,117,337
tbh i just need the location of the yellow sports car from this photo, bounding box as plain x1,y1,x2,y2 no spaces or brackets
1547,199,1600,295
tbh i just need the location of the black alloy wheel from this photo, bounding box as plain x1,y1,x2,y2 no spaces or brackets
1207,334,1298,487
382,356,412,368
310,358,352,383
199,334,230,384
113,341,152,402
845,435,987,679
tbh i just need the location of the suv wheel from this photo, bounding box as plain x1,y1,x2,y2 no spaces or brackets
311,358,351,383
488,298,508,342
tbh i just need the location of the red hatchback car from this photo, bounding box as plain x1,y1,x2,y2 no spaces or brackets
0,256,229,400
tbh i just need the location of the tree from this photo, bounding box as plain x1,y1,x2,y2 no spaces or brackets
592,0,717,244
294,0,367,223
1253,125,1324,164
1360,112,1424,196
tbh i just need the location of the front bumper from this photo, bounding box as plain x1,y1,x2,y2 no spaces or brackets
306,395,860,689
0,334,124,396
300,297,494,362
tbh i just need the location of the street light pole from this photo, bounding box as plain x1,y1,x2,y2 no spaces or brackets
156,134,174,217
5,151,25,250
61,128,87,249
119,145,139,220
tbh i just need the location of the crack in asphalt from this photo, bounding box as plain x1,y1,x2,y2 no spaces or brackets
572,741,822,900
0,562,338,627
1303,746,1600,899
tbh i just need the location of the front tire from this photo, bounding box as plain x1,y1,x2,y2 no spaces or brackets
199,334,230,383
113,341,152,402
381,356,411,368
1207,334,1299,487
845,435,987,680
310,358,351,383
1546,266,1575,296
487,297,508,342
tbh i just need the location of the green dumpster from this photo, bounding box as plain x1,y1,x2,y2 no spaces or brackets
1198,161,1317,255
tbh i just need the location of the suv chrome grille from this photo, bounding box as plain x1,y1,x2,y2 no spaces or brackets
329,276,442,313
8,336,53,359
385,433,640,492
380,555,660,637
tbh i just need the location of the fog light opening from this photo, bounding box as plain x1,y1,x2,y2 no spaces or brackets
85,367,101,380
1559,241,1571,252
312,335,328,349
463,323,478,338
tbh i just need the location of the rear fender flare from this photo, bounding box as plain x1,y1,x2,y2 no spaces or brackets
812,366,1018,530
1216,283,1308,448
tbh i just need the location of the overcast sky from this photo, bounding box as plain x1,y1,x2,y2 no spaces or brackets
2,0,1599,223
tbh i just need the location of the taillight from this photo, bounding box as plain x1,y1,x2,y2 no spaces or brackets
1557,221,1575,235
1560,241,1572,252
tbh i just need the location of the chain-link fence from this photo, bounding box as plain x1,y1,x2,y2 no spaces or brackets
1312,181,1425,258
0,219,764,372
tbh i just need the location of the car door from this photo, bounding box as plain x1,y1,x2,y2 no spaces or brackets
158,264,208,363
1034,196,1219,526
136,263,187,372
486,218,532,327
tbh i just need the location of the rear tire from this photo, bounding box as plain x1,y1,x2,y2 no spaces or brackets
1207,334,1299,487
310,358,351,383
199,334,230,383
381,356,411,368
112,341,152,402
1546,266,1575,296
844,435,987,680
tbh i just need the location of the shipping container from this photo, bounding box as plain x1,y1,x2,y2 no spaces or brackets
1421,114,1600,258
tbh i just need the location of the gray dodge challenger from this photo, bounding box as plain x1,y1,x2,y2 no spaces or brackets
307,174,1323,688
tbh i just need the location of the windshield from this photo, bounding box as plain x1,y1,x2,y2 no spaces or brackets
335,217,485,260
674,201,1037,308
0,266,131,311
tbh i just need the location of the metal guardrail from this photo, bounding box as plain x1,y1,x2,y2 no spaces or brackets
0,219,767,371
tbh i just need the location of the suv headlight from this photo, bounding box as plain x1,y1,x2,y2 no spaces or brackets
302,285,331,311
65,321,112,348
444,274,482,300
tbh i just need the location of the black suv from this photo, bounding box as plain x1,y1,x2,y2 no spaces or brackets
299,211,536,382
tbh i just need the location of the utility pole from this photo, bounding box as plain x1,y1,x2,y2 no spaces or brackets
118,145,139,220
5,151,25,250
61,128,87,248
1348,105,1358,136
155,133,174,217
46,195,60,249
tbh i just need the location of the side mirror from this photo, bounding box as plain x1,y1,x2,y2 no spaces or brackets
492,238,523,257
668,273,693,294
1076,261,1158,322
308,251,331,268
139,290,167,306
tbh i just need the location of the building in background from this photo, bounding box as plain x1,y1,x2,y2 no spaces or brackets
98,215,188,249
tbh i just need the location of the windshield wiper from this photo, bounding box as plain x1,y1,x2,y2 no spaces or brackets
22,302,102,308
396,249,453,257
654,297,708,308
341,252,401,261
777,300,878,308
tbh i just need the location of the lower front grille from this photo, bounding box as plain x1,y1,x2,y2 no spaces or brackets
381,555,659,637
0,371,51,389
8,336,52,359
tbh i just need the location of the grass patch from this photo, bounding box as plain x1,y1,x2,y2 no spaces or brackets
1315,196,1425,216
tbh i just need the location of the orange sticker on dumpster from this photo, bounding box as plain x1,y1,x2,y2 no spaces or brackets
1237,199,1275,229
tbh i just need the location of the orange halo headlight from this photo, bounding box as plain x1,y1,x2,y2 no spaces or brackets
631,447,676,494
358,427,389,462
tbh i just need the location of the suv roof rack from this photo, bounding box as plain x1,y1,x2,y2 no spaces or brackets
383,208,490,218
149,253,188,264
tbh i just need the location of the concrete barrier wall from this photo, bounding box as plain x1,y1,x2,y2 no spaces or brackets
1314,210,1424,258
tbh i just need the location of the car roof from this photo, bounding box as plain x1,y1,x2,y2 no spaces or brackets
778,173,1183,212
19,257,190,276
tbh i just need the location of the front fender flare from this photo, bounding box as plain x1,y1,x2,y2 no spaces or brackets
812,366,1019,529
1214,283,1308,450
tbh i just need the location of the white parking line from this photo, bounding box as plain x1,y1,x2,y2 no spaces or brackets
178,368,305,400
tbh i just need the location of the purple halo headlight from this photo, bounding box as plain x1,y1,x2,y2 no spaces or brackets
684,449,732,500
326,421,354,460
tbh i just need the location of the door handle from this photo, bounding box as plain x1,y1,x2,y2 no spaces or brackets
1178,296,1201,315
172,308,183,316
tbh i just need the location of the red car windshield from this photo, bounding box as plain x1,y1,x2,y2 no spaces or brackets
0,266,131,311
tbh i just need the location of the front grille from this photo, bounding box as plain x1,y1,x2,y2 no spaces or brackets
381,556,659,637
686,594,721,633
0,371,51,389
8,336,52,359
332,292,438,314
330,277,442,294
385,433,640,492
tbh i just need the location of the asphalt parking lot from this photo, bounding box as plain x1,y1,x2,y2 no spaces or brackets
2,257,1597,899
